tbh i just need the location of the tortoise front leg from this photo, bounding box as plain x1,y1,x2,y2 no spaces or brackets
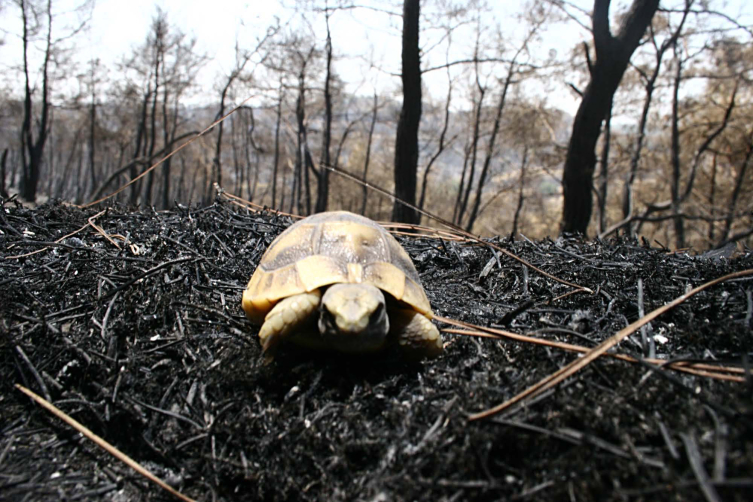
258,289,322,353
390,309,443,358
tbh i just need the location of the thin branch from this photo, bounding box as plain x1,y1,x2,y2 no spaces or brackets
16,384,195,502
422,57,540,74
658,7,753,37
469,269,753,421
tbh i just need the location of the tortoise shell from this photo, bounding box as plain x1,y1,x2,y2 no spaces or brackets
242,211,432,324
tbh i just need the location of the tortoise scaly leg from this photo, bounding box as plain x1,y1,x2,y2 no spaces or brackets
390,309,443,358
258,289,322,354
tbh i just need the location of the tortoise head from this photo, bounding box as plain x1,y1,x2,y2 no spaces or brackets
318,283,389,352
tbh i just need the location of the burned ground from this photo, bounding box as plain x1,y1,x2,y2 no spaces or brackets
1,199,751,501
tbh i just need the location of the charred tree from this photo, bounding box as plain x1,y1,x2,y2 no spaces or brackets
130,86,151,205
143,18,164,206
622,5,690,228
511,145,529,238
418,80,452,221
244,110,261,202
466,67,515,232
453,141,471,225
708,153,717,243
87,63,98,199
392,0,421,224
58,126,82,199
465,17,540,232
316,7,334,213
1,149,8,198
597,99,612,234
669,43,684,248
160,75,179,209
670,51,736,248
561,0,659,234
304,147,314,215
719,132,752,244
272,80,284,209
210,78,231,204
210,45,252,205
360,94,378,216
456,61,485,227
294,61,309,215
19,0,53,203
231,113,243,199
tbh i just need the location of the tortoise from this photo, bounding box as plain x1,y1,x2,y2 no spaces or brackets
242,211,443,358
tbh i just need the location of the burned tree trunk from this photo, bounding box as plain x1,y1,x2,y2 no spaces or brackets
669,46,684,248
130,87,150,205
360,94,378,216
561,0,659,234
160,82,178,209
453,142,471,225
210,82,229,205
720,134,753,244
232,113,243,199
294,65,311,216
511,145,529,238
210,51,250,205
316,8,334,213
0,149,8,198
392,0,421,224
144,39,162,206
597,99,612,234
708,153,717,243
88,79,97,199
456,73,484,227
19,0,53,203
418,82,451,221
272,81,284,210
622,5,689,228
466,68,514,233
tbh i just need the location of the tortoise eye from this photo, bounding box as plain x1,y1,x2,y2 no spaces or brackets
319,309,336,331
370,303,385,322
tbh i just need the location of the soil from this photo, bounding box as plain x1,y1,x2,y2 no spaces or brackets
1,198,752,501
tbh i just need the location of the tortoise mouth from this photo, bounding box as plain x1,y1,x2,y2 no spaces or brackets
318,312,389,352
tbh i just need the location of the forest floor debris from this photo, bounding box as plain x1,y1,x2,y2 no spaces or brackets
1,199,752,501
